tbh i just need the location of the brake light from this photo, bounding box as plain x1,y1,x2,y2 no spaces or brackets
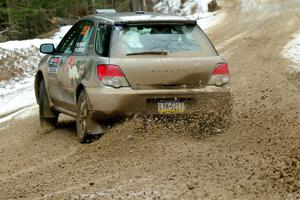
97,64,129,88
97,65,124,80
208,63,230,86
212,63,229,75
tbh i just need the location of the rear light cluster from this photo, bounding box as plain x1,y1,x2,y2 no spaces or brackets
208,63,230,86
97,64,129,88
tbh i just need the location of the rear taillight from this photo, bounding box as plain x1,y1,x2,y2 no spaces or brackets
97,64,129,88
208,63,230,86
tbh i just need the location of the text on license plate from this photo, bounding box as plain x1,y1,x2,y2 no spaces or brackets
158,101,185,114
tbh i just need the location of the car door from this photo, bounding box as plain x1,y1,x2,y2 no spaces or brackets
48,24,81,106
57,21,95,111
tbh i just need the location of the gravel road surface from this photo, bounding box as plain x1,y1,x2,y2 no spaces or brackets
0,0,299,199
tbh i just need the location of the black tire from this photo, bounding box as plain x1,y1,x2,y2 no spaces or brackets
76,91,89,143
39,79,58,127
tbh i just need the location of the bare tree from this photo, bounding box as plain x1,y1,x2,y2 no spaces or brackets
87,0,96,14
111,0,116,9
145,0,154,12
5,0,12,27
130,0,146,11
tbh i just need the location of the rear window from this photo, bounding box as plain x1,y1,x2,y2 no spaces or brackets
110,24,218,57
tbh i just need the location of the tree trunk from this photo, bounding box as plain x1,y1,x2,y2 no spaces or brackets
87,0,95,14
111,0,116,9
130,0,145,11
144,0,153,12
5,0,12,27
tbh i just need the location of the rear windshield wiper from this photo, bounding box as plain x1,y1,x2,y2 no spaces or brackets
126,50,169,56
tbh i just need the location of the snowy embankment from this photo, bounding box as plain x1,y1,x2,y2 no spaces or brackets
154,0,226,30
0,26,71,123
282,31,300,73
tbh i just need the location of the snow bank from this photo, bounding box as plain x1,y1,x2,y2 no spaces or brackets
0,77,36,121
282,30,300,73
0,26,71,51
197,11,226,30
0,26,71,123
154,0,225,30
154,0,212,16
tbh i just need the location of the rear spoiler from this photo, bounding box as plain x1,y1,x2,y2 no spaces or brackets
96,9,117,14
114,20,197,26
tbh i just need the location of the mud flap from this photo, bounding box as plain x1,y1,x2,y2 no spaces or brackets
40,80,58,119
86,115,106,135
83,88,106,135
43,97,58,119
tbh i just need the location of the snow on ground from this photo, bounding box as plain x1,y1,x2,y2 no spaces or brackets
154,0,225,30
0,26,71,52
0,77,35,118
197,11,226,30
0,26,71,123
154,0,212,15
282,30,300,73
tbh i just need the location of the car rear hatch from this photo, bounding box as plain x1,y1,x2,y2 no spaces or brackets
108,23,223,90
109,56,222,90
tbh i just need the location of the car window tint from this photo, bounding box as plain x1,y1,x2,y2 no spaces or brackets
56,24,81,55
110,24,218,57
74,22,94,54
96,24,111,57
122,25,202,54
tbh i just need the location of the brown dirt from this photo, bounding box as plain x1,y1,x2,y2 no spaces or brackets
0,0,300,199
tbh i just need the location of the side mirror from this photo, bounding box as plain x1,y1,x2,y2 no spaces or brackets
40,43,55,54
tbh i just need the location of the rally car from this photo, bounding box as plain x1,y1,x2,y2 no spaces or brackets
35,10,230,143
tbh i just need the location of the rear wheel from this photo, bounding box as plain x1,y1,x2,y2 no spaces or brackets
76,91,90,143
39,79,58,128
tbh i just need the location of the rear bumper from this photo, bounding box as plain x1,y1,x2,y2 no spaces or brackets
85,86,230,120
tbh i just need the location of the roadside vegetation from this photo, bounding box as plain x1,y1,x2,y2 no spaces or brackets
0,0,153,41
0,0,219,42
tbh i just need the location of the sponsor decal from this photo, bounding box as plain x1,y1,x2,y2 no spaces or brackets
80,25,91,35
68,56,80,84
48,57,61,74
75,42,87,53
78,63,85,76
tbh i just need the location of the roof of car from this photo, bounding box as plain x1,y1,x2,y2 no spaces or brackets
82,12,196,25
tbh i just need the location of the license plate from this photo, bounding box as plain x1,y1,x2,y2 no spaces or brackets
158,101,185,114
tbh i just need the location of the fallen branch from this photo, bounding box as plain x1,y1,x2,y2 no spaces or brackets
0,27,10,34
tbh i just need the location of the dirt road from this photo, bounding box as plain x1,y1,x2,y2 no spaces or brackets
0,0,300,199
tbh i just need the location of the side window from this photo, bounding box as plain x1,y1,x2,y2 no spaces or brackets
96,24,111,57
56,21,94,55
56,24,81,55
74,22,94,54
